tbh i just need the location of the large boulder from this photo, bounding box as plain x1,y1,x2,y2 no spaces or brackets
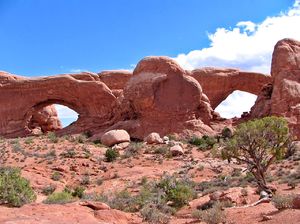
144,132,163,144
101,129,130,147
29,105,62,133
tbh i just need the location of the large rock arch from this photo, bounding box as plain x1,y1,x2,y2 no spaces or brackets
0,72,117,137
190,68,272,109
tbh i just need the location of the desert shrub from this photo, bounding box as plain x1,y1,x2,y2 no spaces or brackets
192,202,226,224
47,132,58,143
51,171,62,181
109,189,138,212
122,142,142,158
189,135,217,151
155,174,196,208
80,175,90,185
272,194,296,210
42,185,56,195
222,116,291,193
60,149,76,158
24,137,34,145
0,167,36,207
105,148,119,162
140,203,170,224
153,146,170,155
221,127,233,139
76,134,87,144
44,191,75,204
72,186,85,198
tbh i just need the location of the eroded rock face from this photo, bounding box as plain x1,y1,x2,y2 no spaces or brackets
190,68,272,109
0,72,117,137
98,70,132,90
117,56,216,138
249,38,300,138
29,105,62,133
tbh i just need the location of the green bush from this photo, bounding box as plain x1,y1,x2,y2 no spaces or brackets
44,191,75,204
189,135,217,151
72,186,85,198
222,116,291,193
0,167,36,207
47,132,58,143
105,148,119,162
156,174,196,208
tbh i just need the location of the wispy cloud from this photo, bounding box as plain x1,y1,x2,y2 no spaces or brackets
174,0,300,118
69,68,84,73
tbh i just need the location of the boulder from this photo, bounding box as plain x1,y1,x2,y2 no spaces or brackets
101,129,130,147
170,145,184,156
29,105,62,133
144,132,163,144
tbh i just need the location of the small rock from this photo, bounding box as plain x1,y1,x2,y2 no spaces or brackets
79,201,111,210
112,142,130,150
101,129,130,147
144,132,163,144
170,145,184,156
261,215,272,221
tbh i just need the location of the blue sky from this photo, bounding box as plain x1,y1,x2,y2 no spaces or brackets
0,0,295,76
0,0,299,126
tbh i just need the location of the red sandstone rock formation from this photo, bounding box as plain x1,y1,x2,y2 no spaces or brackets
190,68,272,109
109,56,216,139
0,73,117,137
1,38,300,139
98,70,132,90
29,105,62,133
249,38,300,138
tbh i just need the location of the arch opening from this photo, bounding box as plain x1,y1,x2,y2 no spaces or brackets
25,100,80,135
214,90,257,119
54,104,79,128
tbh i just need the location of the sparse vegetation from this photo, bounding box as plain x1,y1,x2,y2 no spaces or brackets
47,132,58,143
51,171,62,181
44,191,75,204
105,148,119,162
272,194,296,210
189,135,217,151
222,116,291,193
192,202,226,224
0,167,36,207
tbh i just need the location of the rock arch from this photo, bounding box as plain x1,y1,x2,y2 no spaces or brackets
0,73,117,137
190,68,272,109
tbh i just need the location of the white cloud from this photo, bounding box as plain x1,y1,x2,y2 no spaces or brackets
174,0,300,118
175,1,300,73
215,91,257,118
69,69,84,73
